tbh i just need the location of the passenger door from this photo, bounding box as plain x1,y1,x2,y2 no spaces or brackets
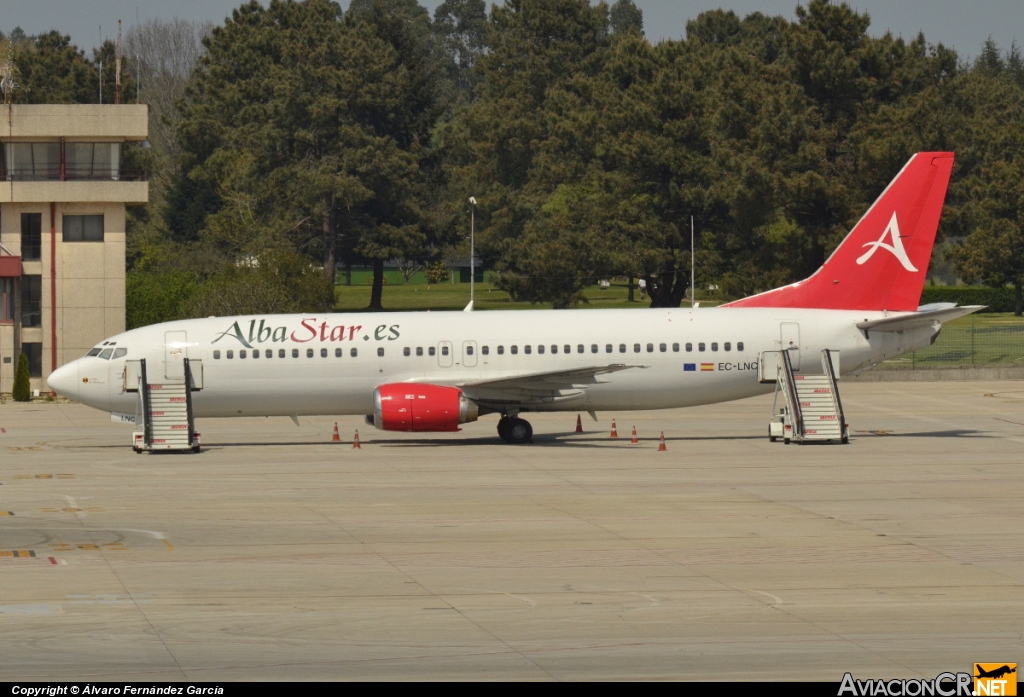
462,341,478,368
780,322,800,370
164,330,187,380
437,341,453,368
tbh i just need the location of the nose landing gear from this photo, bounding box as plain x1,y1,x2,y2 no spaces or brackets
497,416,533,444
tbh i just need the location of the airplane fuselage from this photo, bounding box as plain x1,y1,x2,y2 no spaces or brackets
53,307,937,419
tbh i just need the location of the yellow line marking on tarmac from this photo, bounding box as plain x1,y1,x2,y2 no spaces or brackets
0,550,36,558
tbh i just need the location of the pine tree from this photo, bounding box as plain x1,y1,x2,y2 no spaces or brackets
12,352,31,402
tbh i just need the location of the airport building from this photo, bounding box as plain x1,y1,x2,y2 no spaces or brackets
0,104,148,395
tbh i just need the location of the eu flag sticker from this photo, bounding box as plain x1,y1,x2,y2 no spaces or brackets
684,363,696,371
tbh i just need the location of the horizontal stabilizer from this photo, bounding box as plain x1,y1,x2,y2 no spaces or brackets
856,305,985,332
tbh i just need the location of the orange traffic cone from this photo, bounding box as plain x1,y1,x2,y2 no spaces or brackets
352,430,361,449
630,426,639,445
332,422,340,442
610,419,618,438
658,431,667,451
575,414,583,433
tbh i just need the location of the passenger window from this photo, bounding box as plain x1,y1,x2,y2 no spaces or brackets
711,342,718,351
265,349,272,358
441,346,449,356
698,343,705,351
672,343,679,352
550,345,557,354
403,347,410,357
565,345,572,354
738,342,744,351
227,350,234,359
577,344,584,354
467,346,474,356
429,347,436,356
306,348,314,358
213,350,221,360
240,350,247,359
336,348,343,357
321,348,328,357
659,344,666,353
292,349,299,358
511,346,518,355
633,344,641,353
351,348,358,357
525,345,532,355
280,349,286,358
647,343,654,353
498,346,505,355
112,348,127,359
252,349,259,359
685,343,692,352
591,344,598,353
606,344,612,353
724,342,731,351
416,347,423,356
538,345,545,354
377,347,384,357
482,346,489,355
618,344,626,353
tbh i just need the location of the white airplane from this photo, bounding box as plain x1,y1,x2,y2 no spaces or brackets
48,152,978,444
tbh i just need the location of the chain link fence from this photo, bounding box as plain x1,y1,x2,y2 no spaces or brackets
879,316,1024,369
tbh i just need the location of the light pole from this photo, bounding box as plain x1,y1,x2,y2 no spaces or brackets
469,197,476,310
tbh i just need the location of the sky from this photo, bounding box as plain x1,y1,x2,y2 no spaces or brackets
0,0,1019,60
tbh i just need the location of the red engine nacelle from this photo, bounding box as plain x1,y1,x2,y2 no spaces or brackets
373,383,479,432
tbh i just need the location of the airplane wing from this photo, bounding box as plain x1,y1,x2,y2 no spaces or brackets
455,364,647,407
856,305,985,332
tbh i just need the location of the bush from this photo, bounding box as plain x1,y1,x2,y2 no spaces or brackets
425,260,450,285
919,286,1017,313
126,270,200,329
12,352,30,402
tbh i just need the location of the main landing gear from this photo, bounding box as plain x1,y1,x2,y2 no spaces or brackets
497,416,533,444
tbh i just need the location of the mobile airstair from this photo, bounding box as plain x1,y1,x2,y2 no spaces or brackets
124,358,202,452
761,349,848,444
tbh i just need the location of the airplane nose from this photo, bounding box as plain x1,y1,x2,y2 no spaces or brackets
47,361,79,399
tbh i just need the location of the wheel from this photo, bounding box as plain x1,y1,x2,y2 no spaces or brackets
769,436,777,443
783,437,791,445
507,417,533,445
497,418,512,443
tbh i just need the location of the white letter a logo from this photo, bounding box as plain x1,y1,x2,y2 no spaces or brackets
856,212,918,272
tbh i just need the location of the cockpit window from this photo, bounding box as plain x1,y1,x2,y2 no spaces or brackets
98,349,113,360
86,348,102,357
112,348,127,359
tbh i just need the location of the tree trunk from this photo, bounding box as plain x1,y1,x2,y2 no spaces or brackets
648,270,688,308
628,277,634,302
1016,281,1022,317
368,259,385,311
345,261,352,286
321,199,337,311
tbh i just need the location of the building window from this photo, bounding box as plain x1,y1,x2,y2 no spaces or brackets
20,213,41,261
3,143,59,180
22,343,42,377
1,278,13,322
65,142,121,180
63,215,104,242
21,275,41,327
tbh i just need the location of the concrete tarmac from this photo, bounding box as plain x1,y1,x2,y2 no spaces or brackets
1,381,1022,681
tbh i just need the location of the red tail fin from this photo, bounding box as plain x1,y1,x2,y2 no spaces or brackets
724,152,954,311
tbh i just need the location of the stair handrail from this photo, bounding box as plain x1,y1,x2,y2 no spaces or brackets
139,358,153,447
781,348,804,438
183,358,196,446
821,349,845,436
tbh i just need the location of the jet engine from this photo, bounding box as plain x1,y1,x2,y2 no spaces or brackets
372,384,479,432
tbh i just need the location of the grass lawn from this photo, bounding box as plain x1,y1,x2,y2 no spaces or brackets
333,281,714,312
